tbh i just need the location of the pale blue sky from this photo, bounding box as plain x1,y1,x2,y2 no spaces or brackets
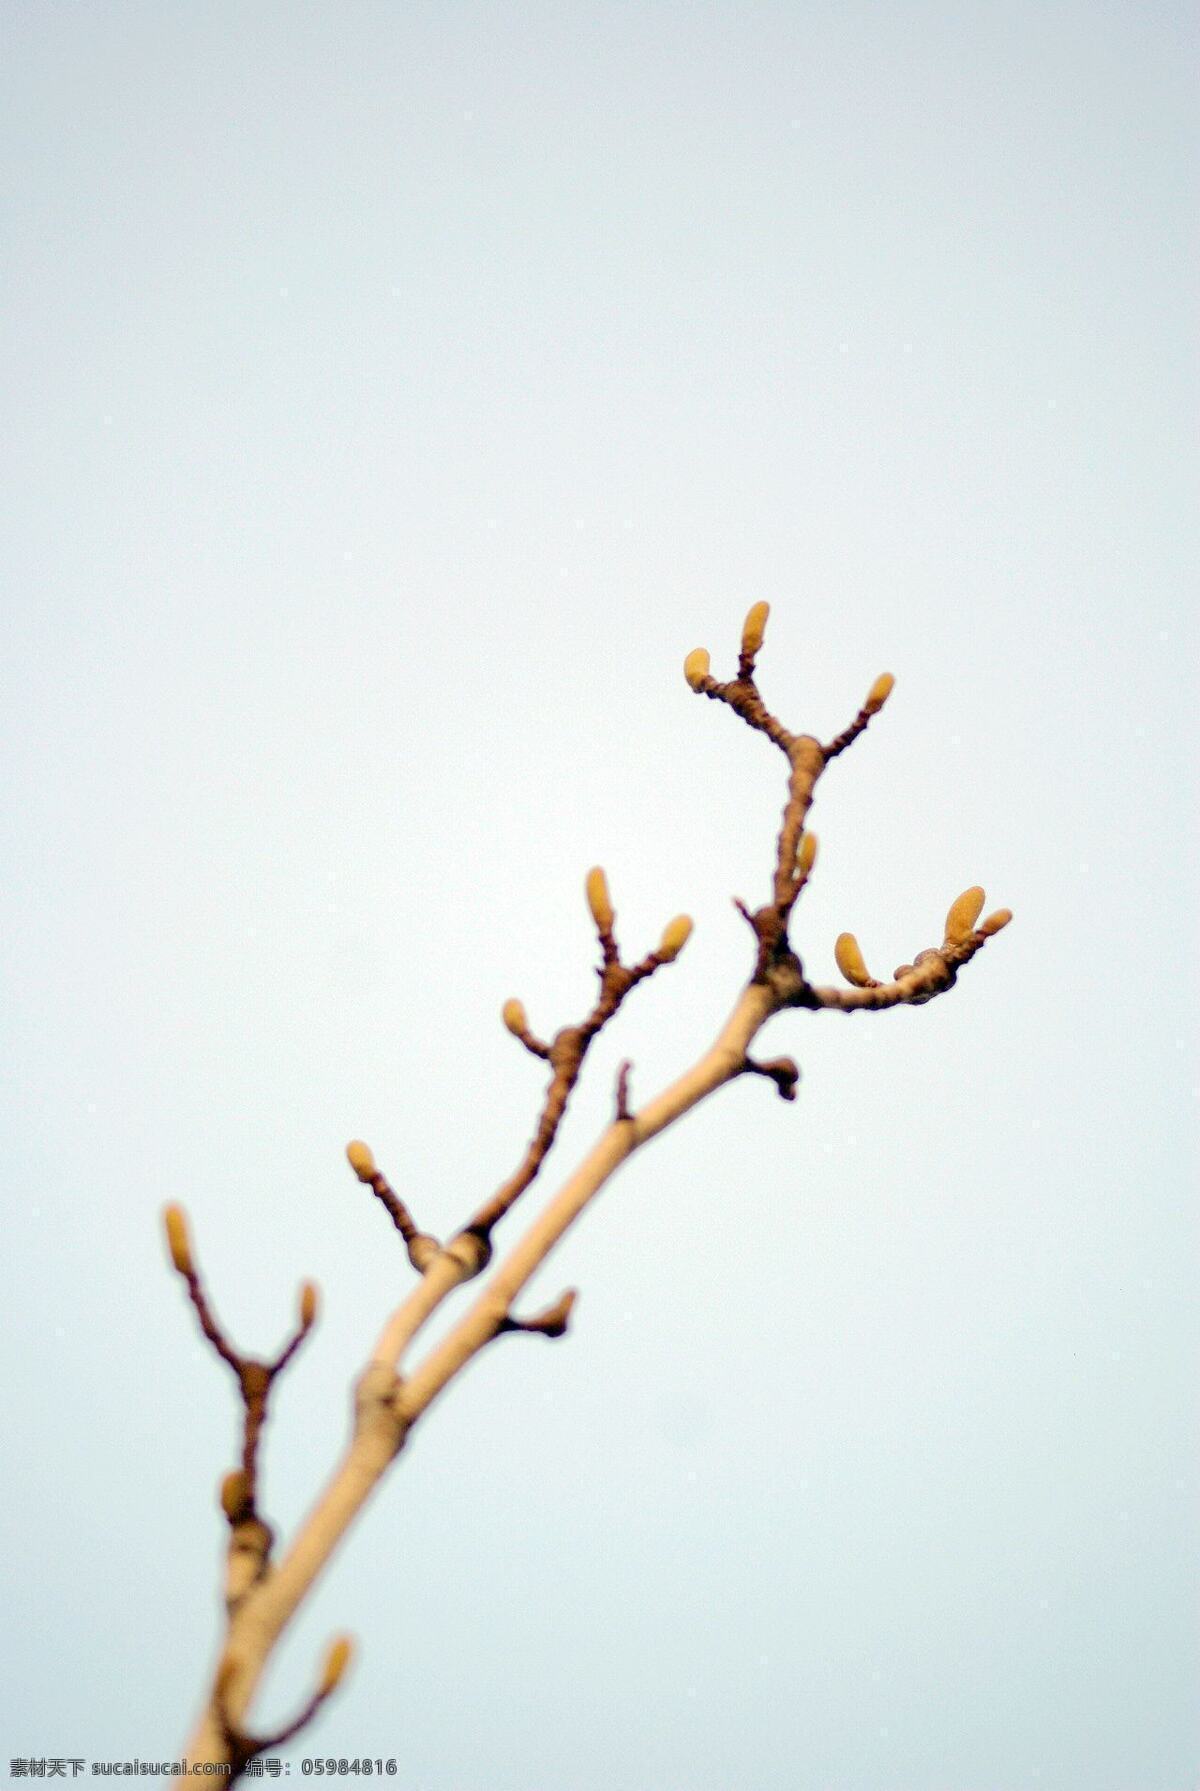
2,2,1196,1786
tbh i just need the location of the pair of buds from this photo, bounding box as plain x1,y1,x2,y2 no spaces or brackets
499,869,693,1037
835,888,1013,988
684,600,896,725
582,865,693,959
685,599,774,684
165,1203,322,1330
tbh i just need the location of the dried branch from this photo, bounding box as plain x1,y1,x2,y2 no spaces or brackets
178,602,1012,1774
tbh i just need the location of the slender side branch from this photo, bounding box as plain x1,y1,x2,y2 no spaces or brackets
807,931,1008,1011
164,1208,318,1612
368,875,695,1374
214,1634,354,1775
345,1140,440,1272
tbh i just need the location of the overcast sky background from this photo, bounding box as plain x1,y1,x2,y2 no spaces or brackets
2,2,1196,1786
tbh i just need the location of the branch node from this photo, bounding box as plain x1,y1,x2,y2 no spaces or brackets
443,1228,493,1281
407,1233,441,1273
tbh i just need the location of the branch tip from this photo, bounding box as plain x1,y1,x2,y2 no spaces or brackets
319,1634,354,1697
834,932,875,988
944,886,985,945
684,647,711,690
502,997,527,1036
864,671,895,715
164,1203,193,1276
738,600,770,675
746,1054,801,1101
345,1140,376,1183
585,865,614,936
657,914,693,962
501,1287,578,1339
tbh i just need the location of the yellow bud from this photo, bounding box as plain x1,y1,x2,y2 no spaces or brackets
345,1140,376,1183
658,914,693,961
834,932,873,987
219,1470,248,1521
741,600,770,659
299,1281,319,1327
944,886,986,944
864,672,894,715
684,648,711,691
980,907,1013,936
319,1634,354,1697
164,1204,192,1276
502,998,527,1036
797,832,817,876
586,866,614,933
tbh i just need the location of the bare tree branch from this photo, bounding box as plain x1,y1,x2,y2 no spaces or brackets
176,605,1012,1774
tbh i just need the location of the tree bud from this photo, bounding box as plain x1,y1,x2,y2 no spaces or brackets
944,886,986,944
980,907,1013,936
345,1140,376,1183
164,1204,192,1276
684,648,711,690
741,601,770,658
299,1281,319,1327
834,932,873,987
797,832,817,876
658,915,693,961
502,998,527,1036
586,866,614,933
219,1470,248,1521
319,1635,354,1696
864,672,894,714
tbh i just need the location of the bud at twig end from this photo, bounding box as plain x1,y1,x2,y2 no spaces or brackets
658,914,693,962
586,866,614,933
164,1204,192,1276
319,1635,354,1697
684,648,711,691
345,1140,376,1183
